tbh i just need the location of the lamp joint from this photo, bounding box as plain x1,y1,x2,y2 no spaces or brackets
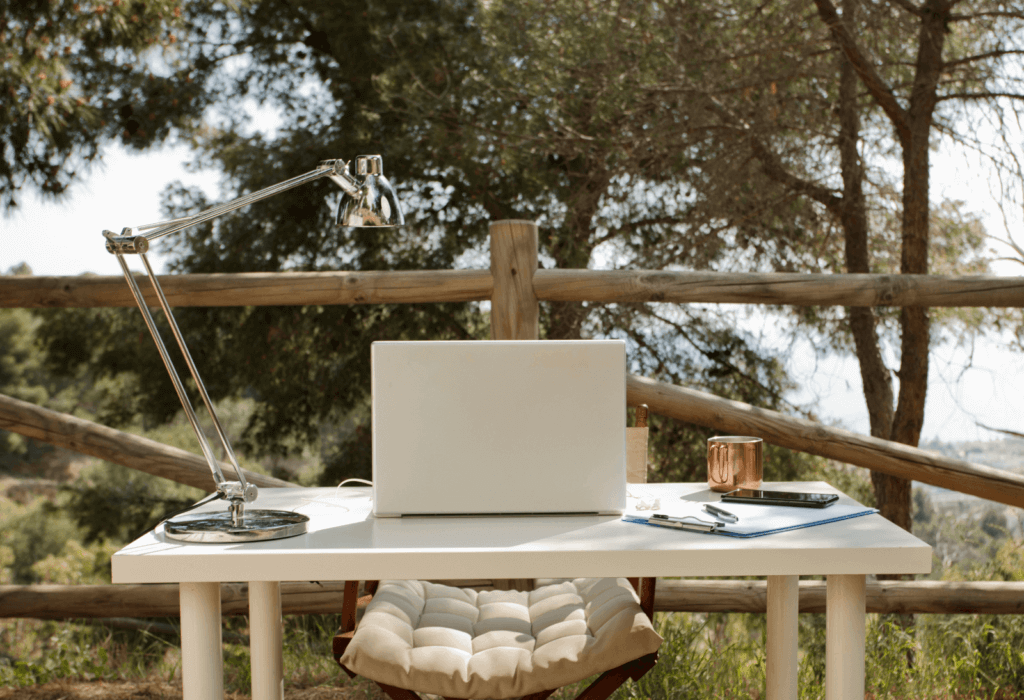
221,481,259,504
104,228,149,255
318,159,349,175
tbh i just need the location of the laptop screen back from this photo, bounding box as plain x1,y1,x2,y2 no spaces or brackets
371,340,626,517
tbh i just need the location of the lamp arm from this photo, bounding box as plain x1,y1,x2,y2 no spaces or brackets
99,162,356,511
135,159,359,243
114,252,238,496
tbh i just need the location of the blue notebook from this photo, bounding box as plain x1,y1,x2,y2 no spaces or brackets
622,500,878,538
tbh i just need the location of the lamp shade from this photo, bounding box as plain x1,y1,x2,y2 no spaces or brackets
337,156,405,227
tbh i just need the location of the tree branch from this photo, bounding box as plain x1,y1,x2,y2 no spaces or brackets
937,91,1024,102
641,307,803,414
595,217,689,247
811,0,911,146
949,10,1024,22
944,49,1024,68
700,96,843,214
749,139,843,215
977,422,1024,439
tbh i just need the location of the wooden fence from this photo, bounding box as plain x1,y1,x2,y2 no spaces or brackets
2,219,1024,617
4,270,1023,310
3,579,1023,619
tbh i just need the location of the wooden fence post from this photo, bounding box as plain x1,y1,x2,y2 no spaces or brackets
489,220,539,341
489,220,539,591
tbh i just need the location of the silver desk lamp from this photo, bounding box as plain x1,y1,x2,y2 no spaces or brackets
103,156,404,543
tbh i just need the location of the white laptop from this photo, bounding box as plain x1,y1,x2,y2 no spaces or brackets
371,340,627,517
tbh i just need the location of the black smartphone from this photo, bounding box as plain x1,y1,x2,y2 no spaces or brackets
720,489,839,508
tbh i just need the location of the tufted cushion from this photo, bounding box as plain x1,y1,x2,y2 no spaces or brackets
340,578,662,699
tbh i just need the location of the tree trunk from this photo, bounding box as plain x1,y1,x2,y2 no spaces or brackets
545,163,609,340
817,0,951,534
547,300,588,339
836,6,896,446
835,0,904,533
881,0,949,533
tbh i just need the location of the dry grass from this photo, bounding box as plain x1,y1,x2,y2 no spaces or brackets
0,680,365,700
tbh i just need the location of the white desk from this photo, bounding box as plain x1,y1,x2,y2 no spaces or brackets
112,482,931,700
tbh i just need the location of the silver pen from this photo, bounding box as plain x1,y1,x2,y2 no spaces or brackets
648,513,721,532
703,503,739,523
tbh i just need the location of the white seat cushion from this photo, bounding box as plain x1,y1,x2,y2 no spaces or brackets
340,578,662,699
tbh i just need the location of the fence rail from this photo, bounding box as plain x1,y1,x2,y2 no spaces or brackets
4,379,1022,508
627,375,1024,509
0,270,492,309
533,269,1024,307
3,269,1023,310
3,579,1023,619
0,393,292,492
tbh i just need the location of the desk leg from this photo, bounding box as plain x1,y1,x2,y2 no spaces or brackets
766,575,799,700
826,574,866,700
181,582,224,700
249,581,284,700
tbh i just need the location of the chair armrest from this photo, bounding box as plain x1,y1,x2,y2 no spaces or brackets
626,577,657,621
334,580,380,671
639,577,656,621
339,580,380,634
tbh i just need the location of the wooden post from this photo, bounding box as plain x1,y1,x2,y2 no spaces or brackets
489,220,539,591
490,220,539,341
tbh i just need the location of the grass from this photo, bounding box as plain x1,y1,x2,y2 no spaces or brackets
5,607,1024,699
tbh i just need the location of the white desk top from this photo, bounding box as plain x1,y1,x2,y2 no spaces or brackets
112,482,931,584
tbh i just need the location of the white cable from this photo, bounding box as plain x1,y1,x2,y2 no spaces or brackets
337,478,374,488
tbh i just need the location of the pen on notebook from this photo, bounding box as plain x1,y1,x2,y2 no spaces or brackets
648,513,720,532
703,503,739,522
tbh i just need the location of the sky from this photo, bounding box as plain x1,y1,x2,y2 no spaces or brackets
2,141,1023,446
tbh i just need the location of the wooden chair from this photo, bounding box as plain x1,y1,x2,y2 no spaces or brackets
332,406,659,700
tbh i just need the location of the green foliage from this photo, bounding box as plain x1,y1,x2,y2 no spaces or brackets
604,609,1024,700
282,614,350,689
0,617,185,688
947,536,1024,583
917,614,1024,697
0,307,47,404
613,614,763,700
0,543,13,584
222,641,252,692
319,404,373,487
862,620,943,700
0,495,82,584
0,0,208,209
912,492,1021,574
30,538,118,584
0,306,48,461
0,264,60,463
35,305,185,429
0,626,113,687
1,265,144,468
61,461,203,546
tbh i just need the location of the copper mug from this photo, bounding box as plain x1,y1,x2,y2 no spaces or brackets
707,436,763,492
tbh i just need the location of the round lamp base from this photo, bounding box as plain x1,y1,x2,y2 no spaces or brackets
163,509,309,543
